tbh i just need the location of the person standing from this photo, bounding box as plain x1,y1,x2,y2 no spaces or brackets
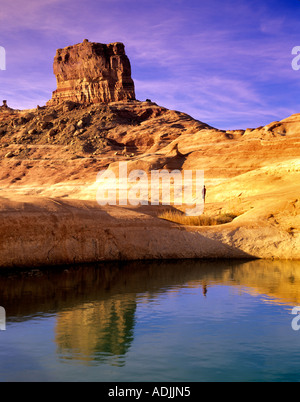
202,185,206,203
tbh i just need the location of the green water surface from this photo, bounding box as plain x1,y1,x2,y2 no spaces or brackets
1,259,300,382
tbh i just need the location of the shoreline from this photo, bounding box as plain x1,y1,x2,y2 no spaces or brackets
0,101,299,269
0,196,298,269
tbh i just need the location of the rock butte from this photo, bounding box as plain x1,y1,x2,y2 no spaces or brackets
0,41,299,268
47,39,135,106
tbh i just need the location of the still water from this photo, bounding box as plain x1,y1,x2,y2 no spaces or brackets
1,258,300,382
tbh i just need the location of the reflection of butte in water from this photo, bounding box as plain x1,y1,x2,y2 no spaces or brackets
1,260,300,363
53,260,300,364
55,297,136,365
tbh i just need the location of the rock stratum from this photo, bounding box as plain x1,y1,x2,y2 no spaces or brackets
0,41,299,268
47,40,135,106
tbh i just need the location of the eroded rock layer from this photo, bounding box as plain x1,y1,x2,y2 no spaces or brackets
47,40,135,106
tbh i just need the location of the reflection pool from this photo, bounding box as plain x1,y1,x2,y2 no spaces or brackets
1,259,300,382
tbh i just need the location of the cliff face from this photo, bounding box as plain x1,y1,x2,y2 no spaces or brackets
47,40,136,106
0,37,299,263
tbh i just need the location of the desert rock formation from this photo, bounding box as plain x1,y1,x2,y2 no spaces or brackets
0,41,299,267
47,40,135,106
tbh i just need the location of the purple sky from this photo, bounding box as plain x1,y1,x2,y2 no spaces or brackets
1,0,300,129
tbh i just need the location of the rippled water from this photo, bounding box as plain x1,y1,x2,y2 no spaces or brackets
1,259,300,382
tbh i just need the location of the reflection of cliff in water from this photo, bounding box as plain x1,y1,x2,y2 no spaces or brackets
219,259,300,307
1,259,300,365
55,297,136,366
0,259,247,320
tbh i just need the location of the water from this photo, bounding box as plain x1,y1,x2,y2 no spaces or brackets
1,258,300,382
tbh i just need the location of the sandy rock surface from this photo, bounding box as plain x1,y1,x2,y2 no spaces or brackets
0,40,299,267
0,99,299,267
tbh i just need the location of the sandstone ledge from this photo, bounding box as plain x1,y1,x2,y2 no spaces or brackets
0,196,298,269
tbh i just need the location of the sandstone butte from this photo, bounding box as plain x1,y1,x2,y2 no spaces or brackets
0,39,299,268
47,39,135,106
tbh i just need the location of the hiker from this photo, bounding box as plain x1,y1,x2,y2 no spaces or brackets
202,185,206,203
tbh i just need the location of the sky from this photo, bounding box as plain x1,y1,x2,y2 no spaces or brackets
0,0,300,129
